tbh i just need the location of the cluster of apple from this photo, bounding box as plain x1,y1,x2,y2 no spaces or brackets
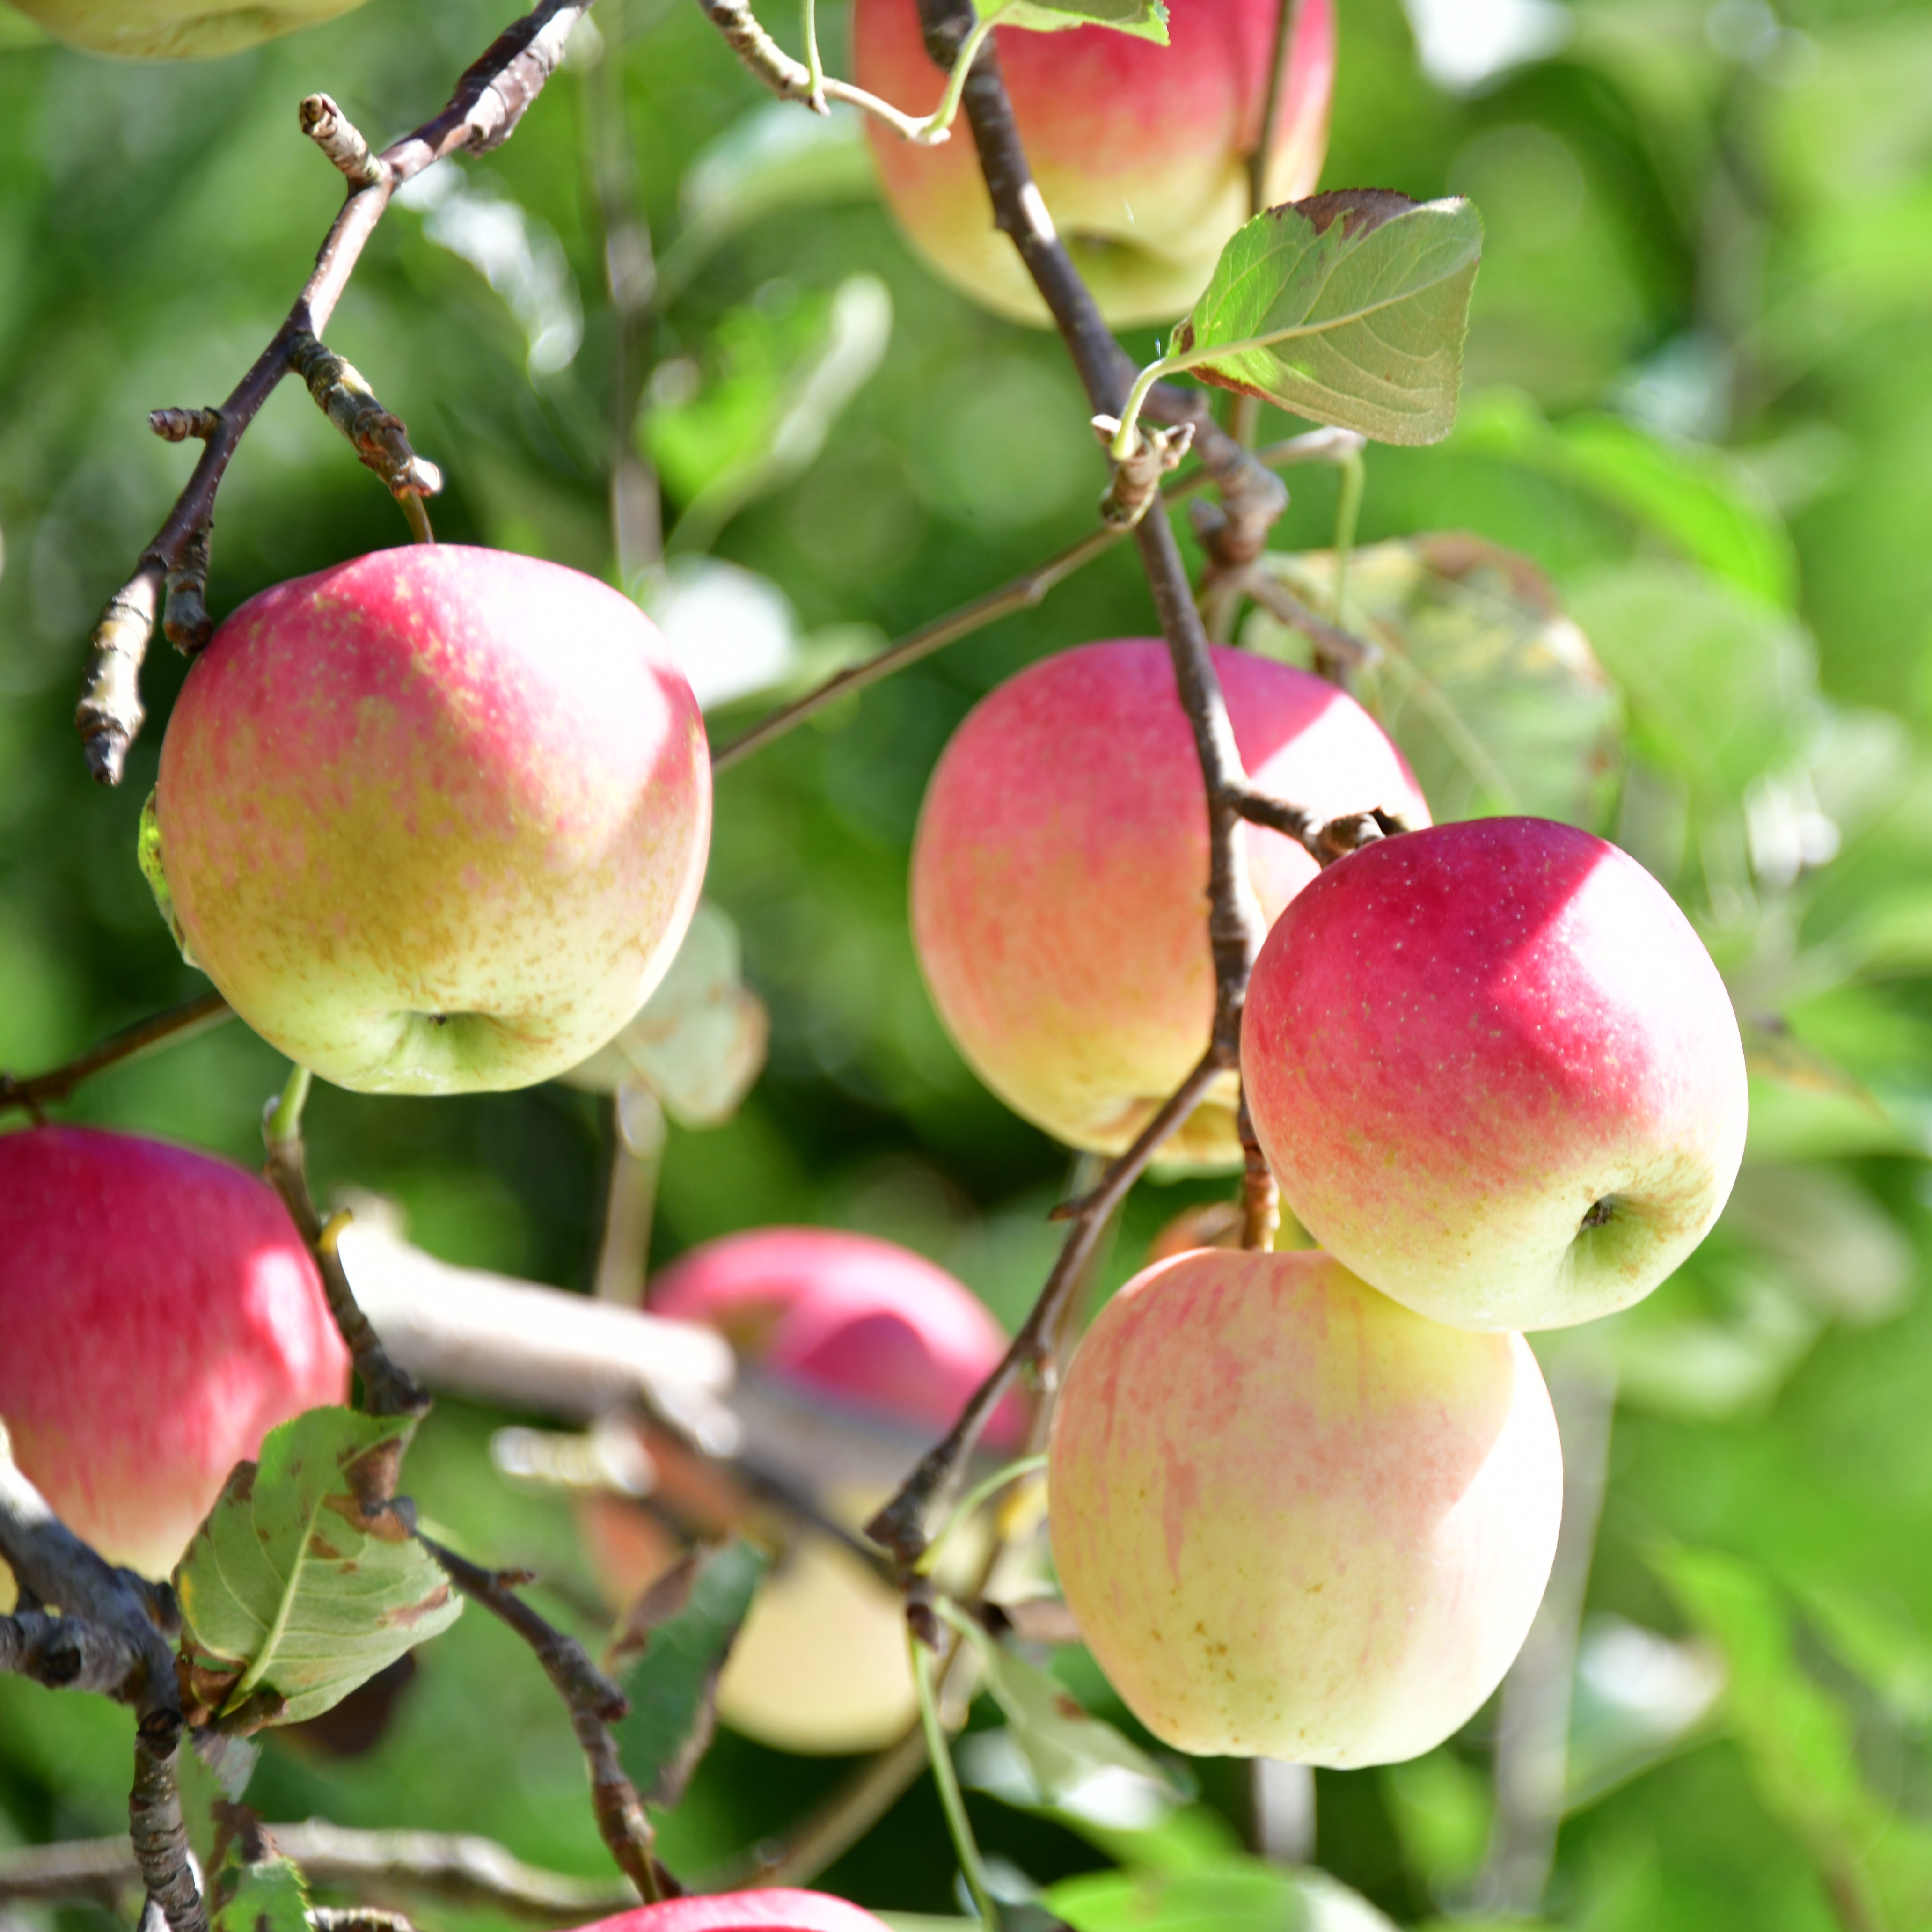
906,640,1750,1766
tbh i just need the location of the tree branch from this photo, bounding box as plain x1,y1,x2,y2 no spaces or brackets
0,1827,637,1923
417,1537,672,1905
0,991,231,1121
74,0,593,785
0,1455,203,1932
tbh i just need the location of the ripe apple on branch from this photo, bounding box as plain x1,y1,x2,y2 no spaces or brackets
0,0,1776,1923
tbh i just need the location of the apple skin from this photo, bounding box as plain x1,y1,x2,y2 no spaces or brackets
9,0,369,59
580,1228,1014,1754
911,641,1429,1166
152,546,710,1097
565,1892,890,1932
1241,817,1750,1332
0,1125,351,1582
852,0,1335,326
1047,1247,1562,1765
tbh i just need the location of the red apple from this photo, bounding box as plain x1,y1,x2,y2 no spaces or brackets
150,546,710,1097
1241,817,1749,1332
567,1892,890,1932
0,1125,350,1581
1048,1247,1562,1764
582,1228,1016,1754
852,0,1335,325
911,640,1428,1165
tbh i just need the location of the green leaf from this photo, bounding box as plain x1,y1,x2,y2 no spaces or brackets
610,1538,768,1806
1170,192,1483,445
1454,392,1798,607
945,1610,1179,1814
985,0,1168,40
211,1853,308,1932
136,788,198,969
1654,1545,1932,1930
1043,1859,1398,1932
1245,533,1621,827
176,1408,461,1728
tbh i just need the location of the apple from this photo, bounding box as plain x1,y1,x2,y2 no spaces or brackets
148,546,710,1097
1241,816,1750,1332
0,1125,350,1584
582,1227,1015,1754
911,640,1429,1165
565,1892,891,1932
1047,1246,1562,1764
8,0,371,59
851,0,1335,326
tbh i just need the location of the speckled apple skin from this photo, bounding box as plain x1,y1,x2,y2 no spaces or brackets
1048,1247,1561,1765
567,1891,892,1932
911,641,1429,1165
154,547,710,1095
853,0,1334,325
0,1126,350,1582
14,0,369,59
1242,818,1749,1332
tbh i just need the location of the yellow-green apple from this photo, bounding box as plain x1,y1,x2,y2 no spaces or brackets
1241,816,1749,1332
581,1227,1014,1753
1048,1247,1561,1764
148,546,710,1096
0,1125,349,1584
852,0,1335,325
10,0,371,59
566,1892,891,1931
911,640,1428,1165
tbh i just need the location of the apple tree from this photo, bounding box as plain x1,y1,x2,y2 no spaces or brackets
3,0,1932,1929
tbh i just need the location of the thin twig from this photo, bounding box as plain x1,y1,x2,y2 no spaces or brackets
1247,0,1306,220
75,0,593,784
262,1068,430,1423
417,1537,670,1905
0,991,231,1120
0,1828,637,1922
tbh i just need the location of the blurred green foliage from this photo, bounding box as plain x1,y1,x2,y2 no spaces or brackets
7,0,1932,1925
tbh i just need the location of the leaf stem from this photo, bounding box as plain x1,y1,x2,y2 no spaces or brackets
913,1453,1048,1579
1332,444,1364,626
910,1629,1000,1929
801,0,825,102
1109,357,1174,461
921,6,1003,142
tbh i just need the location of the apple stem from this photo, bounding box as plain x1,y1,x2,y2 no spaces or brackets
800,0,827,106
909,1627,1002,1929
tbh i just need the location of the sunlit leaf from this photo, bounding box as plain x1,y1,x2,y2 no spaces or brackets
176,1408,461,1729
1169,193,1482,444
987,0,1168,38
1244,532,1620,826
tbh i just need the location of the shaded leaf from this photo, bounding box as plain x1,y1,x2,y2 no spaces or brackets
176,1408,461,1729
1654,1545,1932,1930
610,1538,768,1807
1044,1858,1397,1932
1245,532,1620,826
1455,391,1797,606
1170,192,1482,444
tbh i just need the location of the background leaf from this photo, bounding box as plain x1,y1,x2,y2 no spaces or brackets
989,0,1168,39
